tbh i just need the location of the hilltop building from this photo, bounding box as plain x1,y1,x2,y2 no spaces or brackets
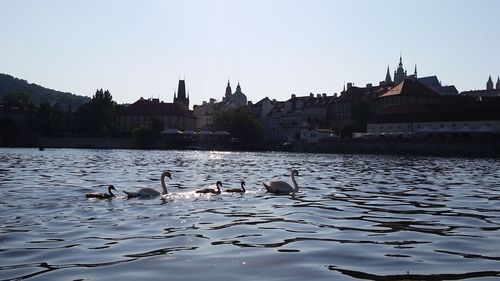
380,55,458,95
461,75,500,97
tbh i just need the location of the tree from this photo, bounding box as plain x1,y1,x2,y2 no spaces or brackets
75,89,116,136
132,125,154,147
213,107,262,148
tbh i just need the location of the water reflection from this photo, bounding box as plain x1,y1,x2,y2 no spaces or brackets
1,148,500,280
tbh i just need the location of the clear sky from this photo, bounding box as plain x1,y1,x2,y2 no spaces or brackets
1,0,499,107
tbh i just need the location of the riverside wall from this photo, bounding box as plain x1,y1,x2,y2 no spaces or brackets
35,137,500,157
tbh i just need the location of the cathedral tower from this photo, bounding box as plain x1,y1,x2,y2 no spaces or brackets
486,75,494,90
393,55,408,84
385,65,392,84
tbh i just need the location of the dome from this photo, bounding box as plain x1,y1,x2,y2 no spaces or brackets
231,82,247,106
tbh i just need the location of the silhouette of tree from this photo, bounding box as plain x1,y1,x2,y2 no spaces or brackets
213,107,262,148
75,89,116,136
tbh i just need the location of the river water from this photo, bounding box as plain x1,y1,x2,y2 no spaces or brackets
1,148,500,280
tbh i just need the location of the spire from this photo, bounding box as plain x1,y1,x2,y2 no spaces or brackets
496,76,500,90
177,79,186,99
225,79,232,98
385,65,392,83
399,53,403,67
487,75,494,90
414,64,417,77
236,81,242,93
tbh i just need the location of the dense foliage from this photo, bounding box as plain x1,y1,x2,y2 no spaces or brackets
213,107,262,148
75,89,116,137
0,89,116,146
0,73,90,110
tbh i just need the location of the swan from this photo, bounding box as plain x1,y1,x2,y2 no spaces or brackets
196,180,223,194
86,185,116,199
123,171,172,198
225,180,246,193
263,169,299,194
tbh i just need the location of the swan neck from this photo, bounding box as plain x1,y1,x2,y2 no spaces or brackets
108,186,115,197
161,174,168,194
291,171,299,192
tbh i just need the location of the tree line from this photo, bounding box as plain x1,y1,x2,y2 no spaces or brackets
0,89,263,148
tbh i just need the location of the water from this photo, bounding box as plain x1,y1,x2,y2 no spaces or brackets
1,148,500,281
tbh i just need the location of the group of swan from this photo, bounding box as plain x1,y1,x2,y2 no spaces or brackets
85,169,299,199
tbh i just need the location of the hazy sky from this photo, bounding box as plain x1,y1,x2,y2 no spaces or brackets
1,0,499,107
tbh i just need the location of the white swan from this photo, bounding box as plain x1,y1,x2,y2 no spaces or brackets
123,171,172,198
263,169,299,194
196,180,223,194
225,180,246,193
86,185,116,199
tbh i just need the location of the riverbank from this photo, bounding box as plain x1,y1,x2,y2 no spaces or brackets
9,136,500,157
295,137,500,157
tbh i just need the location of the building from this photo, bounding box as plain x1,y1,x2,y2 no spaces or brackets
115,97,196,133
372,79,441,114
329,84,386,134
367,96,500,135
173,80,190,110
193,98,217,129
380,56,457,95
192,80,249,129
266,93,333,144
300,127,337,143
461,75,500,97
394,56,416,84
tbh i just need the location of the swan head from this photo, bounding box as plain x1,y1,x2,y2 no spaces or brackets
292,169,299,176
216,180,223,187
108,185,116,191
162,171,172,180
241,180,245,186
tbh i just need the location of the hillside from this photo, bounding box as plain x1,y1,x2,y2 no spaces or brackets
0,73,90,110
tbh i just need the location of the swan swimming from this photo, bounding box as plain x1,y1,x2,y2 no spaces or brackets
225,180,246,193
196,180,223,194
123,171,172,198
86,185,116,199
263,169,299,194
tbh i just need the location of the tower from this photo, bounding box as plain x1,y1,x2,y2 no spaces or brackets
496,76,500,90
231,81,247,106
224,79,232,101
393,55,408,84
174,79,190,110
384,65,392,84
486,75,494,90
414,64,418,78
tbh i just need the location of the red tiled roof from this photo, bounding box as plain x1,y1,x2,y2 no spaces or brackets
380,79,439,98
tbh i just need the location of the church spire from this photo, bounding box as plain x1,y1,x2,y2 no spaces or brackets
414,64,417,77
496,76,500,90
225,79,232,99
385,65,392,83
487,75,494,90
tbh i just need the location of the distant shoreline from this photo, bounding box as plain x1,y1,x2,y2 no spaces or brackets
0,136,485,158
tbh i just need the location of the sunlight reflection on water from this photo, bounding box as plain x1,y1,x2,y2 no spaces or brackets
1,148,500,280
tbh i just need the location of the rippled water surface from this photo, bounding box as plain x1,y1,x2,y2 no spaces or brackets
1,148,500,280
